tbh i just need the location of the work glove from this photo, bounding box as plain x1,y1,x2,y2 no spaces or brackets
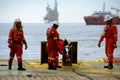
98,43,101,47
8,44,12,48
24,44,28,50
113,43,117,48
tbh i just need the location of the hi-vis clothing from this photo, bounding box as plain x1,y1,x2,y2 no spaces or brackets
99,24,118,62
57,39,64,55
46,26,64,66
8,28,26,62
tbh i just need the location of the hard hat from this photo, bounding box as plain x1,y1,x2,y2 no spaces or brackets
104,15,113,22
53,21,59,26
64,39,71,46
14,18,21,22
67,40,71,45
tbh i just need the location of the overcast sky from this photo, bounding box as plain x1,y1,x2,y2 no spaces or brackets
0,0,120,23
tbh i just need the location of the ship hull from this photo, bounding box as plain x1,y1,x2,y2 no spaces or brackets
84,16,120,25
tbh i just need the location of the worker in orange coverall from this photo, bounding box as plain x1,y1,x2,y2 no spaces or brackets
98,15,118,69
46,21,64,70
8,18,28,71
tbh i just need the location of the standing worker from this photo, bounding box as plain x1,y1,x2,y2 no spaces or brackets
46,21,63,70
98,15,118,69
8,18,28,71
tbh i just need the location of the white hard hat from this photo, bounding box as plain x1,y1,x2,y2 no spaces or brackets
64,38,71,46
53,21,59,26
104,15,113,22
67,40,71,45
14,18,21,22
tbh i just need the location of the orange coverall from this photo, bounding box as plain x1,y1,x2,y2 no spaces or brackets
98,24,118,62
8,28,27,63
46,26,63,67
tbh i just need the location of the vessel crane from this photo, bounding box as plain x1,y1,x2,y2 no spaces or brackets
111,7,120,16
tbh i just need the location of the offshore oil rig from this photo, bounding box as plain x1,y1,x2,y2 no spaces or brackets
43,0,59,23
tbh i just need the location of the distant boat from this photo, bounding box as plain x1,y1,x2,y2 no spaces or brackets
84,3,120,25
43,0,59,23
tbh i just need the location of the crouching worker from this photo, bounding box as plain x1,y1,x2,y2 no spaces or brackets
46,21,66,70
8,18,28,71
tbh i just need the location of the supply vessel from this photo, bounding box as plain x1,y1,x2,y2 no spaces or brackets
84,3,120,25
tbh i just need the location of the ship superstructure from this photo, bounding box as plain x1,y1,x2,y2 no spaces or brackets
84,3,120,25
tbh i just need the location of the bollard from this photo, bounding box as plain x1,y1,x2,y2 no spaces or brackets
41,41,48,64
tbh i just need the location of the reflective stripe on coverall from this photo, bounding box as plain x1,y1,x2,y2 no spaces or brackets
8,28,26,62
99,25,118,62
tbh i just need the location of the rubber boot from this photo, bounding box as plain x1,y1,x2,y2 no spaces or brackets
48,63,52,69
48,63,57,70
8,62,12,70
104,63,109,68
108,62,113,69
18,62,26,71
56,65,62,68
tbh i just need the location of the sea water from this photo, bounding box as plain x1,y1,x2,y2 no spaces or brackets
0,23,120,60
